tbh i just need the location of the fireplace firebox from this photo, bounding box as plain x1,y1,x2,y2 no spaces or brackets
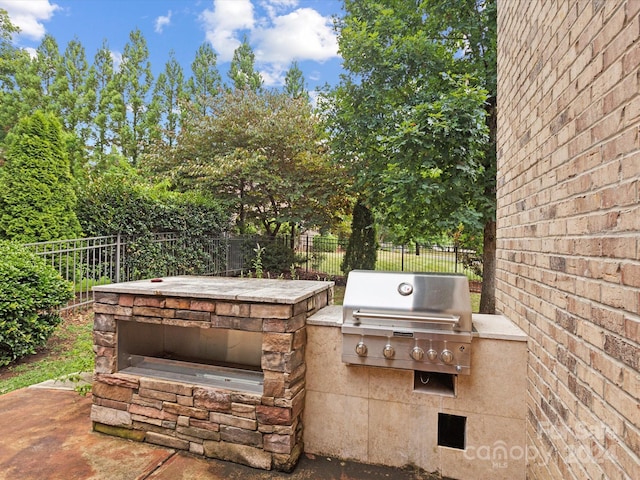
91,276,333,472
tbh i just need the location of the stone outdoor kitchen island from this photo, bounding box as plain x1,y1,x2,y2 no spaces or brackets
90,276,333,472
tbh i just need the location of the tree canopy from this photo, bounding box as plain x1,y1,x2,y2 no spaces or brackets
143,88,348,237
324,0,496,309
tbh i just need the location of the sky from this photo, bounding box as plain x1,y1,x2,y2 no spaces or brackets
0,0,345,94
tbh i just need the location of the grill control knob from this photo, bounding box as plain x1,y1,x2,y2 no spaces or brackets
355,342,368,357
383,344,395,359
410,346,424,361
440,349,454,364
426,349,438,361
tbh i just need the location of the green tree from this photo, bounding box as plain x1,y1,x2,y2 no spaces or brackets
117,28,154,165
150,50,185,147
143,89,347,236
325,0,496,311
54,37,94,179
341,199,377,274
187,43,222,116
228,37,263,92
0,111,82,242
34,34,60,100
89,40,123,169
0,9,28,141
284,61,307,100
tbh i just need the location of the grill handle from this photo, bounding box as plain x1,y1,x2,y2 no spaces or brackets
352,310,460,327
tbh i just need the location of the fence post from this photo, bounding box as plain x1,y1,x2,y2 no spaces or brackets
305,235,309,273
454,245,458,273
401,245,405,271
115,233,121,283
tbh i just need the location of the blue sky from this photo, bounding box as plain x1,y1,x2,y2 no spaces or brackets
0,0,345,94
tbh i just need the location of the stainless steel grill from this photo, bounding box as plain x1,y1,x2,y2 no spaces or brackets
342,270,473,375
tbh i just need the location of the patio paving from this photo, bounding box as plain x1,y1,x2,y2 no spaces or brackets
0,384,438,480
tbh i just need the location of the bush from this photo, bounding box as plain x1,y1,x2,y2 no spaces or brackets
0,241,74,366
241,238,301,275
313,234,338,253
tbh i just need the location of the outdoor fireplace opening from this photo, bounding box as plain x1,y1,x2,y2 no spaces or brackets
117,321,264,393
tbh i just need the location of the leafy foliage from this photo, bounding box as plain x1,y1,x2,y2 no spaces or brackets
75,165,230,280
324,0,496,310
76,163,227,237
0,241,74,366
0,111,82,242
341,200,377,274
143,88,349,237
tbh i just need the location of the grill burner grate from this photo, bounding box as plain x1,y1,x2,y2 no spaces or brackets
341,271,473,375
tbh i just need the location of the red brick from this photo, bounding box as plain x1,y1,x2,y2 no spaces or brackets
133,296,166,307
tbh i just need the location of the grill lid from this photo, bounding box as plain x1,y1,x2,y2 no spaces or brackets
342,270,472,332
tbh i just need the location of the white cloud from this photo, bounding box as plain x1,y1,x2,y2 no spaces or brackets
258,63,287,87
252,8,338,64
200,0,255,62
259,0,298,20
198,0,339,87
0,0,59,41
155,11,172,33
110,50,123,71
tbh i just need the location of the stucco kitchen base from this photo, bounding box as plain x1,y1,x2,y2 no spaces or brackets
304,307,528,480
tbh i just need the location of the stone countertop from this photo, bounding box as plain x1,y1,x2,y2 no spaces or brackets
93,276,334,304
307,307,527,342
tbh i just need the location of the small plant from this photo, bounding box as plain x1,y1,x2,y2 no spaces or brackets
252,243,265,278
290,264,298,280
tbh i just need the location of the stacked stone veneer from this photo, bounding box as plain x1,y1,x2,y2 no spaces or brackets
497,1,639,479
90,285,332,472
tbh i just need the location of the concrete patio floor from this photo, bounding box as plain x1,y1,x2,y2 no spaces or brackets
0,383,439,480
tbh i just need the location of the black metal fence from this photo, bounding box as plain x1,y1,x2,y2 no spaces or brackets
24,233,481,312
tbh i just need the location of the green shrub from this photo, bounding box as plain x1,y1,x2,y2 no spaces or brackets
0,111,82,242
341,199,377,274
0,241,74,366
313,233,338,253
241,238,301,275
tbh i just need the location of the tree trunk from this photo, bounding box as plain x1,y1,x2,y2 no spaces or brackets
479,219,496,314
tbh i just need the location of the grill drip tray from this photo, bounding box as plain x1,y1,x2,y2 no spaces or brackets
121,355,264,393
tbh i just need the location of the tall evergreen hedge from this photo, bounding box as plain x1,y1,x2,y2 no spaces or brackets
0,111,82,242
341,199,377,275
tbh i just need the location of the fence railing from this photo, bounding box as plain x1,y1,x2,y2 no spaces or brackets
24,233,481,312
24,233,246,312
293,236,482,283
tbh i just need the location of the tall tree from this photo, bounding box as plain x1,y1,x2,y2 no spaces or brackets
0,111,82,242
187,43,222,116
341,198,377,274
89,40,123,168
228,37,263,92
0,10,31,141
34,34,61,100
117,28,153,165
284,61,307,100
325,0,496,312
54,38,92,133
143,89,347,236
53,37,94,178
150,50,185,147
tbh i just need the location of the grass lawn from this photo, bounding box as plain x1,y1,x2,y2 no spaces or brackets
0,310,94,395
310,249,480,282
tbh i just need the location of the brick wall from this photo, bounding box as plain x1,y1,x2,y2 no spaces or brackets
496,1,639,478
